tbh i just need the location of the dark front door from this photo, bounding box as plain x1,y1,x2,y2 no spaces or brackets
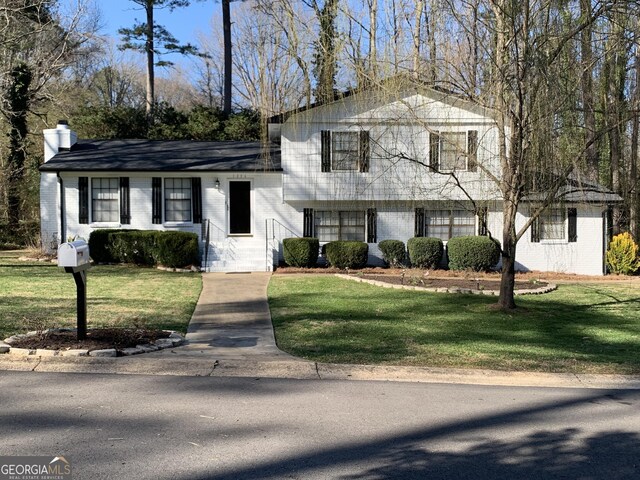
229,181,251,234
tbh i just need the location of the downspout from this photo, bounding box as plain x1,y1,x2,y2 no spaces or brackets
57,172,66,244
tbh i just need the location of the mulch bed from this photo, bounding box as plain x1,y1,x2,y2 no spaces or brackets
9,328,171,352
359,274,546,291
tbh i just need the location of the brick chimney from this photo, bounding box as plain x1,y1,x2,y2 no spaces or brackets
43,120,77,162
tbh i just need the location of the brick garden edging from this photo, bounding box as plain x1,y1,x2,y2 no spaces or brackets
0,329,185,358
335,274,557,296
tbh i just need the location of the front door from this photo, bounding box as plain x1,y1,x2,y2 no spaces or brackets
229,181,251,234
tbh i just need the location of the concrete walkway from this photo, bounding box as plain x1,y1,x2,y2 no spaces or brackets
154,272,299,361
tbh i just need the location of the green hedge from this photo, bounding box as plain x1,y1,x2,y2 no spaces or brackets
283,237,319,267
447,235,501,271
110,231,157,265
324,241,369,269
407,237,444,268
155,232,200,268
378,239,406,267
88,229,199,268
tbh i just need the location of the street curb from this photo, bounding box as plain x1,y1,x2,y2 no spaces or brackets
1,355,639,390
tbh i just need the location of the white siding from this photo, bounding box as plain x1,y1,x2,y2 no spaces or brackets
511,205,606,276
40,172,60,252
281,89,503,202
55,172,298,272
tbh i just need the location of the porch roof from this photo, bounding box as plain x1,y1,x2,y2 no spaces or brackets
40,140,281,173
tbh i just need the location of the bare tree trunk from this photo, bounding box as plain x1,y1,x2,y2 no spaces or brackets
580,0,598,183
426,0,437,83
631,22,640,240
145,1,154,123
412,0,425,78
223,0,232,115
368,0,377,80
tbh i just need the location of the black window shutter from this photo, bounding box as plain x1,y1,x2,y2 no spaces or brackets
478,206,488,236
152,177,162,224
367,208,377,243
467,130,478,172
359,130,370,173
303,208,314,237
321,130,331,172
192,177,202,224
568,208,577,242
119,177,130,224
78,177,89,224
429,132,440,171
415,208,425,237
531,216,540,243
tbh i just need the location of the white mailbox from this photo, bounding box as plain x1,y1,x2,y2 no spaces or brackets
58,240,90,269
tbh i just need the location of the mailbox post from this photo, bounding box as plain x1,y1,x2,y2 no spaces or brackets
58,240,91,340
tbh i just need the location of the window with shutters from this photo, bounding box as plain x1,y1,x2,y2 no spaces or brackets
91,178,119,223
314,211,366,242
322,130,370,172
425,209,475,240
164,178,192,222
539,208,566,240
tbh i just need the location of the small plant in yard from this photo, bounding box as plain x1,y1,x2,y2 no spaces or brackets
606,232,640,275
324,241,368,269
282,237,319,267
447,236,501,272
407,237,443,268
378,240,406,267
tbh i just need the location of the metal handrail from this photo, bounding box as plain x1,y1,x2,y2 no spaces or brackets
265,218,300,271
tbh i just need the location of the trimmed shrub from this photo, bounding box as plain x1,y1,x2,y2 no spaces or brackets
407,237,444,268
606,232,640,275
324,241,369,269
378,239,406,267
88,229,122,263
88,229,199,268
155,231,200,268
283,237,319,267
110,231,157,266
447,235,501,271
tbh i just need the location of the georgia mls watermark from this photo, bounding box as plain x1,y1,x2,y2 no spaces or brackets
0,456,71,480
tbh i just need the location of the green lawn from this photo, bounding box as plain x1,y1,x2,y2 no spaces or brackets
268,275,640,374
0,251,202,338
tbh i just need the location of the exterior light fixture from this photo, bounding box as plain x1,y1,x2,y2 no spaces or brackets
215,178,220,189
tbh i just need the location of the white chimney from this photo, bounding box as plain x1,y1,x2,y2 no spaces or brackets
43,120,77,162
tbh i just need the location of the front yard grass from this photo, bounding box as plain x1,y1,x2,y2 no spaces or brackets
268,275,640,374
0,250,201,338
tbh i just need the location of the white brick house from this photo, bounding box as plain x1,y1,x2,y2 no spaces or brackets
40,85,620,275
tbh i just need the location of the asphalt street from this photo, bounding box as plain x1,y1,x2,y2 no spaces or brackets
1,371,639,479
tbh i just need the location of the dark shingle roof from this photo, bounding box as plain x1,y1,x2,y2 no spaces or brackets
40,140,281,172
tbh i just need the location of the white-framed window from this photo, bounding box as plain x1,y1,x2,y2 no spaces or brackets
539,208,566,240
425,209,476,240
164,178,192,222
91,178,119,223
332,131,360,170
315,211,366,242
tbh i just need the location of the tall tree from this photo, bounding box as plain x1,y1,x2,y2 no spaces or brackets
222,0,232,114
0,0,97,228
118,0,199,122
310,0,339,104
4,63,31,229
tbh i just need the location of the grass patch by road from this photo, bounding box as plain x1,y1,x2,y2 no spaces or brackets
0,250,201,338
268,275,640,374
